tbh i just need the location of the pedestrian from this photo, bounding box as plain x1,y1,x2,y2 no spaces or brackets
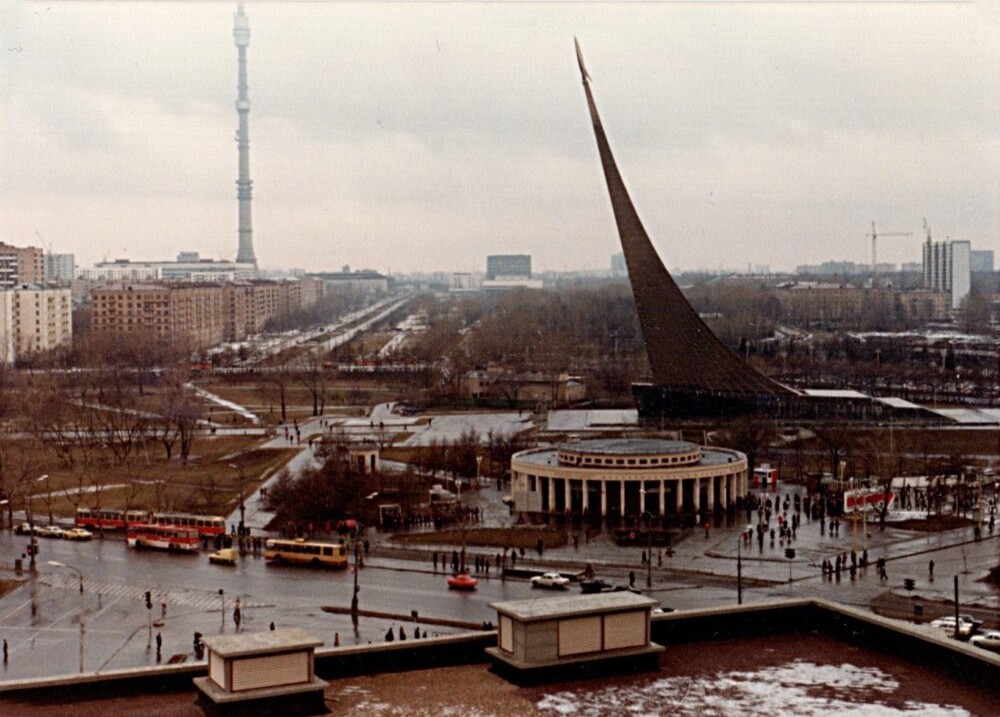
414,627,421,639
334,632,340,647
161,597,168,620
629,570,636,587
3,638,7,663
929,559,935,580
433,551,438,570
398,626,406,641
233,597,242,630
385,627,395,642
155,631,162,659
641,550,647,565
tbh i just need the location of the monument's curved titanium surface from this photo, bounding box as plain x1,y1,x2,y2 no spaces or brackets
575,39,796,418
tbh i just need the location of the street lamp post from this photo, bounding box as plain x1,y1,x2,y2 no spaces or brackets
229,463,246,555
737,538,743,605
48,560,84,673
350,527,360,623
26,475,48,571
643,511,653,588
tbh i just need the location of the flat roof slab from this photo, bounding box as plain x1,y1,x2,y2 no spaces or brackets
201,628,323,658
491,592,657,622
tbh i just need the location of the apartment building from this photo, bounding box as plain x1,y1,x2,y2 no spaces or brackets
0,285,73,363
91,279,322,348
0,243,45,287
91,284,226,349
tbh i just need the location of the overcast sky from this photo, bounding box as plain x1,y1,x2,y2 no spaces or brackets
2,1,998,275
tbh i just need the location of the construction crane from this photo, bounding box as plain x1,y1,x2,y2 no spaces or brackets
869,221,913,288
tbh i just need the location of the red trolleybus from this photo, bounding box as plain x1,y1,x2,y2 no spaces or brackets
76,507,150,531
264,538,348,568
151,512,226,538
126,524,201,552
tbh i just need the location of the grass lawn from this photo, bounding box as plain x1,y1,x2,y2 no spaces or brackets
24,436,298,520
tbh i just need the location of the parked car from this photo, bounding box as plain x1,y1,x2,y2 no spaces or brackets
970,631,1000,652
61,528,93,541
14,523,36,536
957,614,984,632
929,616,975,638
208,548,238,565
531,572,571,590
580,578,615,594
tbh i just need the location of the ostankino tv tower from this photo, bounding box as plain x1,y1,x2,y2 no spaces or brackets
233,3,257,268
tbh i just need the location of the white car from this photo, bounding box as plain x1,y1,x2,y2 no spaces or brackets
929,616,974,638
208,548,238,565
530,572,571,590
970,631,1000,652
62,528,93,541
36,525,66,539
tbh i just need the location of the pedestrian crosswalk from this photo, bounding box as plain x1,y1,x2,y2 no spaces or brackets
40,575,270,611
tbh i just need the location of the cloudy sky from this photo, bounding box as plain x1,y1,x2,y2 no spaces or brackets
2,1,998,275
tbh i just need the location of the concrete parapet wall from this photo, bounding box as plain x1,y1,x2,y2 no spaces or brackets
2,600,998,701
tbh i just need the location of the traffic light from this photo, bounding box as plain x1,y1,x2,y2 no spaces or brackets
903,578,915,591
145,591,152,609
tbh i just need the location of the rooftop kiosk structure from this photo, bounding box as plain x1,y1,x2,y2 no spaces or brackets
487,592,663,683
194,628,327,716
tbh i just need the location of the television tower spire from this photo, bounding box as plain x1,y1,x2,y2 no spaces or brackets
233,3,257,268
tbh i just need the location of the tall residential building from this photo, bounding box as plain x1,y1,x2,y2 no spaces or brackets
0,285,73,363
44,253,76,284
923,239,971,310
0,242,45,287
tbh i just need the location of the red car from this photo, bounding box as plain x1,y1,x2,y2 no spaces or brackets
447,573,478,591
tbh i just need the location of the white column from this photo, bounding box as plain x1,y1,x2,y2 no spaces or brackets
693,478,701,513
708,476,716,512
659,480,666,517
600,481,607,517
582,479,589,513
564,479,571,514
619,481,626,516
675,479,683,512
548,478,556,513
720,474,728,509
639,482,647,514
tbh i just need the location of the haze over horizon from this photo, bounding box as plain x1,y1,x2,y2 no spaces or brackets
2,1,998,275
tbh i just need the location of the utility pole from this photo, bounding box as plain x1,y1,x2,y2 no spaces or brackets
737,538,743,605
229,463,246,555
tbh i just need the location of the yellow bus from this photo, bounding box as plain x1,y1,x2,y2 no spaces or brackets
264,538,349,568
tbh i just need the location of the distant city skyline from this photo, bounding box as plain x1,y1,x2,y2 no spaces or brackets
2,2,997,275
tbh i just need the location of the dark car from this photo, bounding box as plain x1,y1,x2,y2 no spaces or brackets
579,579,615,594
